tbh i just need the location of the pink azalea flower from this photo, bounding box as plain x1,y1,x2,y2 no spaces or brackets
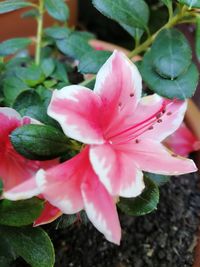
4,51,197,244
165,123,200,157
0,107,61,225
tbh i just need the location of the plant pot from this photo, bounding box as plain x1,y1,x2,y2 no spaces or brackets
0,0,78,42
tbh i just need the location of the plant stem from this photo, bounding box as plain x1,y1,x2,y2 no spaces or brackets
35,0,44,65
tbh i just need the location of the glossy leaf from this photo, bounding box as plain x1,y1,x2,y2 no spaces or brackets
151,29,192,79
118,177,159,216
92,0,149,30
44,0,69,21
178,0,200,8
10,124,70,160
0,0,32,14
0,38,31,56
139,50,199,99
0,198,44,226
0,226,55,267
78,50,112,74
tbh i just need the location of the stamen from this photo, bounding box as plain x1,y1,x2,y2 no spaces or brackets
157,119,162,123
130,93,134,97
167,112,172,116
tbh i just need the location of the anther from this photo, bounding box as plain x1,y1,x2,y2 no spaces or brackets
148,126,154,130
171,153,178,157
135,139,139,143
130,93,134,97
157,119,162,123
167,112,172,116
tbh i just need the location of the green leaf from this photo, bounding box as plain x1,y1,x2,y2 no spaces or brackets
0,236,17,267
178,0,200,8
0,226,55,267
92,0,149,30
78,50,112,74
17,65,46,87
21,8,39,19
119,0,149,40
13,90,42,112
52,60,70,83
118,177,159,216
44,0,69,21
139,50,199,99
3,76,29,106
196,16,200,61
41,58,55,77
45,26,71,39
145,172,170,186
56,32,93,60
0,198,44,227
10,124,70,160
0,0,32,14
151,29,192,79
0,38,31,56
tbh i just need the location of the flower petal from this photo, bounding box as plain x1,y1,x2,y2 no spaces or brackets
139,97,187,141
130,139,197,175
81,172,121,245
34,202,62,226
34,149,91,214
0,107,21,138
94,51,142,131
48,85,104,144
90,144,145,197
3,178,41,201
165,123,200,157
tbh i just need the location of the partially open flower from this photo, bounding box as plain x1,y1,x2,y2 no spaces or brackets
4,51,197,244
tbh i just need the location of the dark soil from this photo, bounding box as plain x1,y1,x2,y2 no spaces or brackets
49,173,200,267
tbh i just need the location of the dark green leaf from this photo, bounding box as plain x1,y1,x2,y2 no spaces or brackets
0,0,32,14
196,17,200,61
78,50,112,74
0,236,17,267
118,177,159,216
145,172,170,186
17,65,45,87
13,90,42,112
139,50,199,99
178,0,200,8
44,0,69,21
92,0,149,30
56,32,93,60
0,226,55,267
151,29,192,79
11,124,70,160
41,58,55,77
0,38,31,56
0,198,44,226
45,26,71,40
